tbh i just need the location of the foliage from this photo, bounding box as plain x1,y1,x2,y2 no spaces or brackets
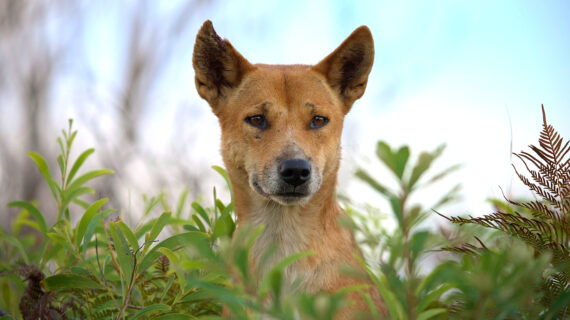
353,141,461,320
1,120,224,319
440,105,570,319
2,106,569,319
0,120,351,319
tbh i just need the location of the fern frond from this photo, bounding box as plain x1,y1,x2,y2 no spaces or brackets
441,242,481,255
155,254,170,275
512,164,559,205
515,153,560,196
444,210,567,251
514,105,570,213
536,105,569,167
440,106,570,317
505,197,558,221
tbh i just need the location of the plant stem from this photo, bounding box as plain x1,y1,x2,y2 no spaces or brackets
400,188,417,320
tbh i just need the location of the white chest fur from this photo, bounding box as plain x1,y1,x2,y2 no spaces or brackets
249,202,317,290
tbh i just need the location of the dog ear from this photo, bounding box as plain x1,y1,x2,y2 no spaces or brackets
312,26,374,112
192,20,254,111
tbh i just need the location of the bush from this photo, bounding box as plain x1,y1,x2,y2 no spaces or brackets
0,120,357,319
1,106,568,319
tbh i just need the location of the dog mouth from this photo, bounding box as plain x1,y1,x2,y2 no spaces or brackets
270,192,311,205
275,192,308,197
251,179,312,205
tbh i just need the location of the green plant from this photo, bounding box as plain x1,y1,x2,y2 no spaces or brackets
0,120,348,319
0,120,232,319
440,106,570,319
353,141,461,319
5,107,567,319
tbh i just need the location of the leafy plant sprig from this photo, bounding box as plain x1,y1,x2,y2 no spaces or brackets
354,141,461,320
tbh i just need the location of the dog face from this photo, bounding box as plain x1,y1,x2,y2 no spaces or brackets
193,21,374,206
218,66,346,205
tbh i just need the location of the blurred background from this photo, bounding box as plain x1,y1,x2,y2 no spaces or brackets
1,0,569,226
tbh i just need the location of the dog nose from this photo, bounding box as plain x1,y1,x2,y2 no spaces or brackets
279,159,311,187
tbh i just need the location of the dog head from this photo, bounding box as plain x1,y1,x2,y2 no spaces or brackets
193,21,374,206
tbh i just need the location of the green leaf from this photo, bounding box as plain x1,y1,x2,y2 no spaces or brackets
28,151,59,199
365,266,407,320
66,169,114,194
213,211,235,239
13,219,42,236
186,280,248,316
192,202,211,228
408,144,445,189
192,214,207,232
212,165,234,203
183,225,200,232
160,275,176,302
143,194,162,218
410,230,431,258
174,189,189,218
72,197,90,210
376,141,409,179
259,251,315,295
57,136,65,161
70,266,90,275
67,148,95,184
116,221,139,254
148,212,172,244
131,304,171,320
389,195,404,228
417,308,446,320
0,232,29,264
67,125,77,148
407,205,426,228
62,186,95,208
139,232,210,273
109,221,135,285
215,199,226,216
356,289,381,319
416,261,456,295
42,242,63,263
47,232,76,258
7,201,47,236
43,273,103,290
82,209,114,255
267,269,283,301
74,198,108,249
417,284,454,313
57,154,65,178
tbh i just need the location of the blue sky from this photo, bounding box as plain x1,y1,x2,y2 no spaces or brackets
76,1,570,216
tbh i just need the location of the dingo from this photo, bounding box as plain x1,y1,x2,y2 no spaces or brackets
193,20,386,318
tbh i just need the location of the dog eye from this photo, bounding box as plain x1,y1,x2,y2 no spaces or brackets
310,116,329,129
245,114,268,129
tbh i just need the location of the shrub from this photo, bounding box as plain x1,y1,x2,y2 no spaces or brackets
0,120,349,319
1,105,568,319
440,106,570,319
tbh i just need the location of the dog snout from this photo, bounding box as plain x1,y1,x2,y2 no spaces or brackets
278,159,311,187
